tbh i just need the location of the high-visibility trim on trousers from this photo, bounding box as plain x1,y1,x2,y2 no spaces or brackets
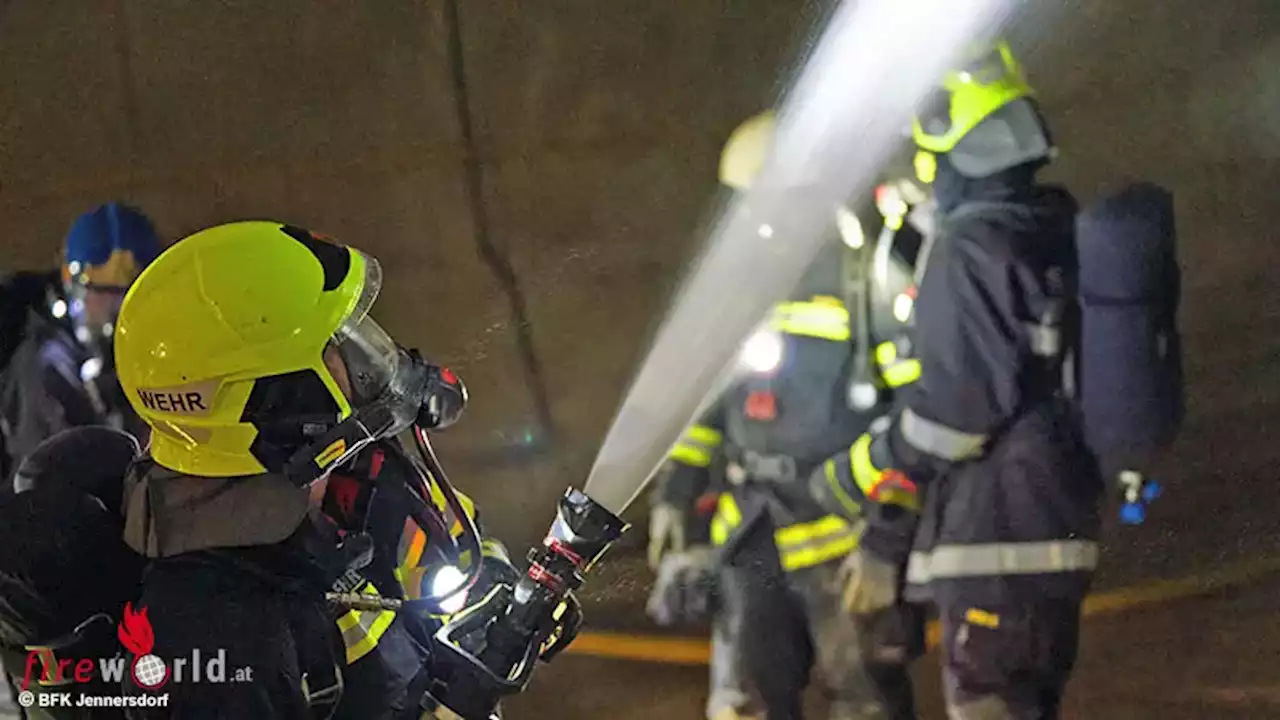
711,493,858,571
906,539,1099,585
775,519,859,571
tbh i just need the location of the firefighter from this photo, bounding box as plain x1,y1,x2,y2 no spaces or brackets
319,437,517,719
0,203,159,475
112,221,531,719
0,427,144,720
648,111,925,720
811,42,1102,720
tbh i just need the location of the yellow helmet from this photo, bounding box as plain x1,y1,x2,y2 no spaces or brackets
912,41,1050,181
115,221,399,478
719,111,776,191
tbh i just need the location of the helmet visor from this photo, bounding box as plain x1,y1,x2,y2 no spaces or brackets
330,253,398,405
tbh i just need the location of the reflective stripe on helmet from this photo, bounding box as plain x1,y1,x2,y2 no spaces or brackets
671,444,713,468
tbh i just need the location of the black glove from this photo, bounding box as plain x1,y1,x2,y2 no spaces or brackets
536,592,583,662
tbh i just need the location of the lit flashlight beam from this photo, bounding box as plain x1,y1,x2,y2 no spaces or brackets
584,0,1024,514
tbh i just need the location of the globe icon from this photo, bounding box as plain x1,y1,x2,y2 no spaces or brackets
132,654,169,689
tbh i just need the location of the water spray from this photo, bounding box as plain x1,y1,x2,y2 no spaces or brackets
582,0,1023,515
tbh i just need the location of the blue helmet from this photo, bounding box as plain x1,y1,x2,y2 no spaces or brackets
63,202,161,292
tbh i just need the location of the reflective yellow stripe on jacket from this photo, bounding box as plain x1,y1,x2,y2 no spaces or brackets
669,424,723,468
337,580,396,664
770,298,851,342
845,434,920,512
341,486,482,664
710,493,858,572
875,340,921,389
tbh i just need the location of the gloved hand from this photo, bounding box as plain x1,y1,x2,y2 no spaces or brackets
537,592,583,662
850,431,920,512
809,427,920,523
647,502,687,570
835,544,902,616
464,546,520,601
646,545,719,626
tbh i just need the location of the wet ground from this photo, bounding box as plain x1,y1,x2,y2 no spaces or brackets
507,572,1280,720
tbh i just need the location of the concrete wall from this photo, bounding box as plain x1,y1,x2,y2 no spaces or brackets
2,1,1277,550
0,0,823,544
1027,1,1280,569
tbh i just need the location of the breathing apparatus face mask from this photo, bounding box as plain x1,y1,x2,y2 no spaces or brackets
301,256,453,474
288,254,482,613
63,265,127,359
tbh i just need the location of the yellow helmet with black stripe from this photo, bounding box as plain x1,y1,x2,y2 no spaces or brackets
912,41,1052,182
115,221,398,478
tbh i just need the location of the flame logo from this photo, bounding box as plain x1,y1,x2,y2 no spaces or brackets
117,603,155,657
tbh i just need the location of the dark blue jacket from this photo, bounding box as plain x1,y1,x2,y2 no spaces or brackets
858,179,1105,605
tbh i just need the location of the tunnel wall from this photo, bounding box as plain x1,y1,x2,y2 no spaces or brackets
1,1,1277,551
0,0,823,544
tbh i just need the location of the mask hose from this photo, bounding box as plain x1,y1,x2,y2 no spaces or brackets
411,424,485,599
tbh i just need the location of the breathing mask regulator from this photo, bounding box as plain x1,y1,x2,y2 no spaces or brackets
273,307,483,617
278,304,629,720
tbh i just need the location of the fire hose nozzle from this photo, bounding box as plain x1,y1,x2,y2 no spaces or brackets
544,488,631,574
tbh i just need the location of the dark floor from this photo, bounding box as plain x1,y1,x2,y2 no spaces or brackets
1,572,1275,718
508,574,1280,720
